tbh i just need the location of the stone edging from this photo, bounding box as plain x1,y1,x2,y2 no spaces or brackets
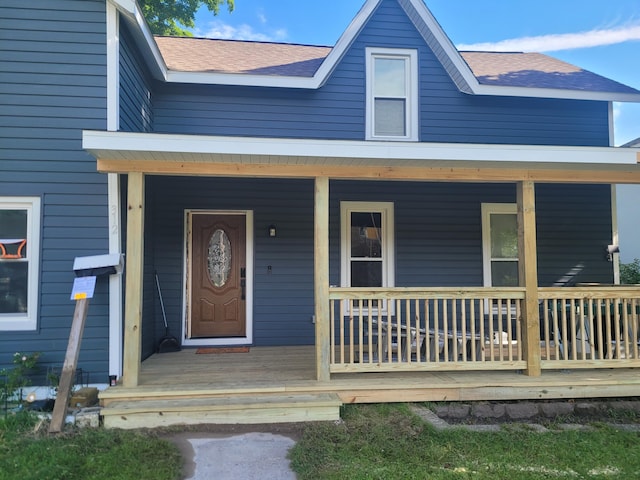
409,404,640,433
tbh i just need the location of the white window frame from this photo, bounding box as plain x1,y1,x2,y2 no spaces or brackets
481,203,518,287
0,197,41,331
365,47,418,141
340,202,395,313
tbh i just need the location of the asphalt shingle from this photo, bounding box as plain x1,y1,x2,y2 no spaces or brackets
155,37,331,77
154,36,638,95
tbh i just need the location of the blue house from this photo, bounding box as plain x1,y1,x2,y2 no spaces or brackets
2,0,640,427
619,138,640,264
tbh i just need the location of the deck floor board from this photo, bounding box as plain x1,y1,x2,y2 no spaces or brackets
101,346,640,405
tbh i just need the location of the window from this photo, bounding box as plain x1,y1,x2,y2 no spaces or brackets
482,203,518,287
366,48,418,141
0,198,40,330
341,202,395,310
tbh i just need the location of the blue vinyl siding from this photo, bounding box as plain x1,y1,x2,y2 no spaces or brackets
148,177,613,347
536,184,614,285
120,23,153,132
149,177,316,347
152,0,609,147
331,181,613,288
0,0,109,381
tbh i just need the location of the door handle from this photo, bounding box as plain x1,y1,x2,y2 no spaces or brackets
240,267,246,300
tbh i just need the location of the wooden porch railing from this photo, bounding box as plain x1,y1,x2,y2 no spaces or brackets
539,287,640,369
329,286,640,374
329,287,526,373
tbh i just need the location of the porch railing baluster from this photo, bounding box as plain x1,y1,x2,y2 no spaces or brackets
330,299,335,365
414,299,421,363
451,299,458,362
327,286,640,373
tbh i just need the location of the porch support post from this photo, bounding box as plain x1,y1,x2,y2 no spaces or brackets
122,172,145,388
314,176,330,382
517,181,541,376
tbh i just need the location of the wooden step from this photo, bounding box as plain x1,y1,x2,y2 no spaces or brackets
101,393,342,429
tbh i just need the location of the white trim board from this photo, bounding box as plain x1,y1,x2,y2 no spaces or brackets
182,210,254,347
83,130,640,167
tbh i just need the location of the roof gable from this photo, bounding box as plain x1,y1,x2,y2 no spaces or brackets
114,0,640,101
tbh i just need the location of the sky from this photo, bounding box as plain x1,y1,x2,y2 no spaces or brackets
191,0,640,261
192,0,640,146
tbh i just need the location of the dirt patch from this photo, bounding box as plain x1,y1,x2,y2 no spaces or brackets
154,421,310,441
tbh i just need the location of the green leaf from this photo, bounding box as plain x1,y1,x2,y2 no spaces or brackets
139,0,235,36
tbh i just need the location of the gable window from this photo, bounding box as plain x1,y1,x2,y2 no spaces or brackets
482,203,518,287
0,198,40,330
341,202,395,310
366,47,418,141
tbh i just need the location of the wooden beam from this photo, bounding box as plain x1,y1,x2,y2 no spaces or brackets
314,176,330,382
122,172,145,388
48,298,90,433
517,181,541,376
97,159,640,184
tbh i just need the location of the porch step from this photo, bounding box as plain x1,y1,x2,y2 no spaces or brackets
100,392,342,429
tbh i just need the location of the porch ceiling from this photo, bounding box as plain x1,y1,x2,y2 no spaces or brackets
83,130,640,184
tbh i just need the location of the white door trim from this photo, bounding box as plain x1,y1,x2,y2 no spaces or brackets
182,209,254,346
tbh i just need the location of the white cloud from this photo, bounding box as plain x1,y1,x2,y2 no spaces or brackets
257,9,267,25
195,20,288,42
458,24,640,52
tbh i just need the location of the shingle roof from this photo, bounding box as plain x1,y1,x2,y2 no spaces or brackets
154,36,638,95
460,51,639,95
155,36,331,77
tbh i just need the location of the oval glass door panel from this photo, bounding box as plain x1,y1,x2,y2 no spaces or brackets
207,229,232,287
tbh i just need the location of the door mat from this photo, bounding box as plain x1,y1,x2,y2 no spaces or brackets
196,346,250,354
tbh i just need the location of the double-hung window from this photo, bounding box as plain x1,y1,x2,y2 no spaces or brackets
481,203,518,287
341,202,395,311
0,198,40,330
366,47,418,141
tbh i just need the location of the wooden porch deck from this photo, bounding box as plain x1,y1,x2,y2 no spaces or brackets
100,346,640,425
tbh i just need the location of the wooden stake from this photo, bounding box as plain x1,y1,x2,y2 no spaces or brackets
49,298,90,433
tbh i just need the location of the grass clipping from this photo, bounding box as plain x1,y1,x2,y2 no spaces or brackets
289,403,640,479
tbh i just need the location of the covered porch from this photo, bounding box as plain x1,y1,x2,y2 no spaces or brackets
98,345,640,428
84,131,640,423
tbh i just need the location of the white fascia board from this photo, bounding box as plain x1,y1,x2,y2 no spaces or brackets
165,0,380,89
109,0,379,89
402,0,480,92
311,0,379,87
167,70,640,102
110,0,135,11
473,84,640,103
83,130,639,166
110,0,168,81
166,71,318,88
106,2,119,132
402,0,640,103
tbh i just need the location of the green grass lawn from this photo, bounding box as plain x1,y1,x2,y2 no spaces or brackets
0,412,182,480
289,403,640,479
3,404,640,480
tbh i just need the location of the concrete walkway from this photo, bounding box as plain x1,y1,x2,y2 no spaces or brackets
171,431,297,480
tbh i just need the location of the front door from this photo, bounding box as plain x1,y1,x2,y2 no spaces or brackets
190,213,246,338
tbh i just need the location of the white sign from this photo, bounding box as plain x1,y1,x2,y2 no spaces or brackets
70,276,97,300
